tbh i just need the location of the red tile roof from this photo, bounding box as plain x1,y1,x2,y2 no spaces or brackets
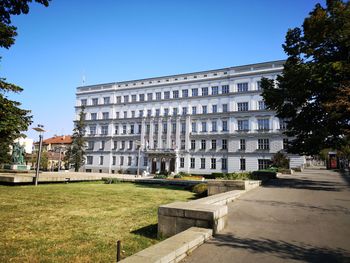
43,135,72,145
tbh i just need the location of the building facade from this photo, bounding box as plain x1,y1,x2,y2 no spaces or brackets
75,60,305,174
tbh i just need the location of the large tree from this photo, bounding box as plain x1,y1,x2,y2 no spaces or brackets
68,108,86,172
261,0,350,156
0,0,50,163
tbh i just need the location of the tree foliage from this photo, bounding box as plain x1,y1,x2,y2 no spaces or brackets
271,151,290,169
261,0,350,155
68,108,86,172
0,0,50,162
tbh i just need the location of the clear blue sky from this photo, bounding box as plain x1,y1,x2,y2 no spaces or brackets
2,0,325,140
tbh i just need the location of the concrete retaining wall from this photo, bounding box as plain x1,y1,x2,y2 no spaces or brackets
207,180,261,196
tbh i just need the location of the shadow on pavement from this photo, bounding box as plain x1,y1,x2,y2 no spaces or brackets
208,234,350,263
340,169,350,187
264,178,344,192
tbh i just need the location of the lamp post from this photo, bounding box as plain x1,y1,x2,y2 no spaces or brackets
33,124,46,186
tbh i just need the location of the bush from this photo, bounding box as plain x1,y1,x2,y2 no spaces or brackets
102,178,121,184
153,174,167,179
271,151,290,168
192,183,208,197
174,174,182,179
224,172,252,180
178,171,190,177
251,170,277,180
211,172,225,178
202,174,216,179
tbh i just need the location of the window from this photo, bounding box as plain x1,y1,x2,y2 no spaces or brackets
279,119,288,130
200,158,206,169
192,122,197,132
211,158,216,169
173,108,178,116
181,140,185,150
192,88,198,97
212,105,217,113
163,122,167,134
191,140,196,150
81,99,87,106
139,94,145,101
92,98,98,105
172,122,176,134
222,120,228,132
147,109,152,117
124,95,129,103
238,120,249,131
101,126,108,135
146,124,150,134
201,139,206,150
212,86,219,95
143,157,148,166
237,102,249,111
89,126,96,135
222,139,227,150
116,96,121,104
257,119,270,130
173,90,179,98
283,138,289,150
116,112,120,119
122,125,127,134
113,140,118,150
181,122,186,134
87,156,93,165
154,123,159,134
237,82,248,92
131,95,137,102
112,156,116,165
114,125,119,135
258,159,270,170
164,108,169,116
120,156,124,165
192,106,197,114
201,122,207,132
130,124,134,134
139,110,144,117
147,93,153,101
258,101,266,110
240,139,246,150
182,89,188,97
258,139,270,150
99,156,104,165
222,85,229,94
91,113,97,120
87,141,94,150
222,104,228,113
102,112,109,119
100,141,105,150
240,159,246,170
212,139,217,150
190,158,195,169
202,105,207,114
180,157,184,168
212,121,217,132
129,140,133,150
202,87,208,96
164,91,170,99
103,97,110,104
182,107,187,115
156,109,160,117
123,111,127,118
222,158,227,170
121,141,125,150
156,92,161,100
128,156,132,166
257,81,262,90
138,124,142,134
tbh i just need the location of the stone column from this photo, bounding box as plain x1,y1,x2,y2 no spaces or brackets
167,117,171,149
149,118,154,149
185,115,191,151
157,118,162,149
176,117,181,150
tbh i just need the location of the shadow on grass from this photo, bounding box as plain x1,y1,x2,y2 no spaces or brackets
209,234,350,263
131,224,158,240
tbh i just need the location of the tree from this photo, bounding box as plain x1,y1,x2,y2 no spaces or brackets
261,0,350,156
68,107,86,172
0,0,50,162
271,151,290,169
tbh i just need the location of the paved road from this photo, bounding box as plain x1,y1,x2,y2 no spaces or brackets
183,168,350,263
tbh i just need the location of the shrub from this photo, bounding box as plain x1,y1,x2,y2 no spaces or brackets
277,168,292,174
192,183,208,197
174,174,182,179
202,174,216,179
153,174,167,179
251,170,277,180
271,151,289,168
102,178,121,184
211,172,226,179
178,171,190,177
224,172,252,180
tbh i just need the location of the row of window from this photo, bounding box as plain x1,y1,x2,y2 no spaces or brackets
85,101,267,121
80,82,263,106
86,155,270,171
87,138,289,151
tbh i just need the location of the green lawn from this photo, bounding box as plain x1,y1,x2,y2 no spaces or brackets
0,182,195,262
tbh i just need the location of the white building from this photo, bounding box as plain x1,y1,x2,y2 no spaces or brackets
75,60,305,174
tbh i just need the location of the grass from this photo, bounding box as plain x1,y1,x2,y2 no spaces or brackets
0,182,195,262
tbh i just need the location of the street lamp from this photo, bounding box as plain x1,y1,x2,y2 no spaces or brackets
33,124,46,186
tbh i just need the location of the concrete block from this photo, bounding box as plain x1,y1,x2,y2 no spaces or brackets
158,215,177,238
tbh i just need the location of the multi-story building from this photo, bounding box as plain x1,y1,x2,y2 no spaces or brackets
75,60,305,174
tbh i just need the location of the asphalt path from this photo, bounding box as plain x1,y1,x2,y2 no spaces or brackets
183,168,350,263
